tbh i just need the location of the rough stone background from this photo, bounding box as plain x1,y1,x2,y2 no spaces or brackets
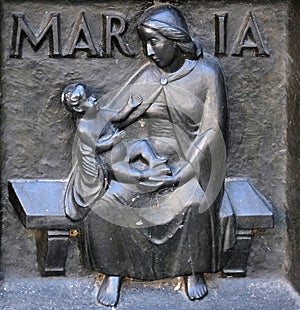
286,0,300,294
0,0,299,308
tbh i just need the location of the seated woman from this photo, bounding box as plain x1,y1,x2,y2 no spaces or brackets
65,4,228,307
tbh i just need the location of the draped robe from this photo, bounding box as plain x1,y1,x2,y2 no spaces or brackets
65,54,232,280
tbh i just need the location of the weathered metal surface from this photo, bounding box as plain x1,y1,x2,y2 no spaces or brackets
0,0,299,308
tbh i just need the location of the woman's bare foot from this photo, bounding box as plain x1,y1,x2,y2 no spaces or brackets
97,275,122,307
184,273,208,301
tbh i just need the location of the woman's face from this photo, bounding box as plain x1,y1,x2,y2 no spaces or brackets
139,26,179,71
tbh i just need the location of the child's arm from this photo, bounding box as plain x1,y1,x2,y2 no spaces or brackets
101,94,143,122
95,129,126,153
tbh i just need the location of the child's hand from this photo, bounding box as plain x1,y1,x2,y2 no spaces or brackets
96,130,126,153
129,94,143,108
110,94,143,122
109,130,126,145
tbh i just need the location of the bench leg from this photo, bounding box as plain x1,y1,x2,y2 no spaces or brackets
36,230,70,276
222,229,253,277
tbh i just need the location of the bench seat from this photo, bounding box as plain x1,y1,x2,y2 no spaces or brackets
8,178,273,277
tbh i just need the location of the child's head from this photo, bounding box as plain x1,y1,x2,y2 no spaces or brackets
62,83,97,113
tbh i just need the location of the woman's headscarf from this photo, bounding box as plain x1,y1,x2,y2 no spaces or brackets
138,4,202,59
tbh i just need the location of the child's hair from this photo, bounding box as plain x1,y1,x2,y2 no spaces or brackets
61,83,91,112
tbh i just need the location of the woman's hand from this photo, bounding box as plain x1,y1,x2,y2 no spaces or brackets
141,173,179,190
112,159,171,191
141,160,196,190
137,165,174,191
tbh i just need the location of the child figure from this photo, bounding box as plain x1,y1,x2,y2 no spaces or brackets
62,83,170,174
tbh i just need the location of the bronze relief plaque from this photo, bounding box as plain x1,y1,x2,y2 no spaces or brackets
1,1,299,309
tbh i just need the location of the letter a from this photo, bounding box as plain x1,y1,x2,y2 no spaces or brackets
64,12,98,57
231,12,269,57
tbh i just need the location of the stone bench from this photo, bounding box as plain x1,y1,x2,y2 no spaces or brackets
222,178,273,276
8,178,273,277
8,180,78,276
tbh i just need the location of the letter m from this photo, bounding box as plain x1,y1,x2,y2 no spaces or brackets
10,13,61,58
